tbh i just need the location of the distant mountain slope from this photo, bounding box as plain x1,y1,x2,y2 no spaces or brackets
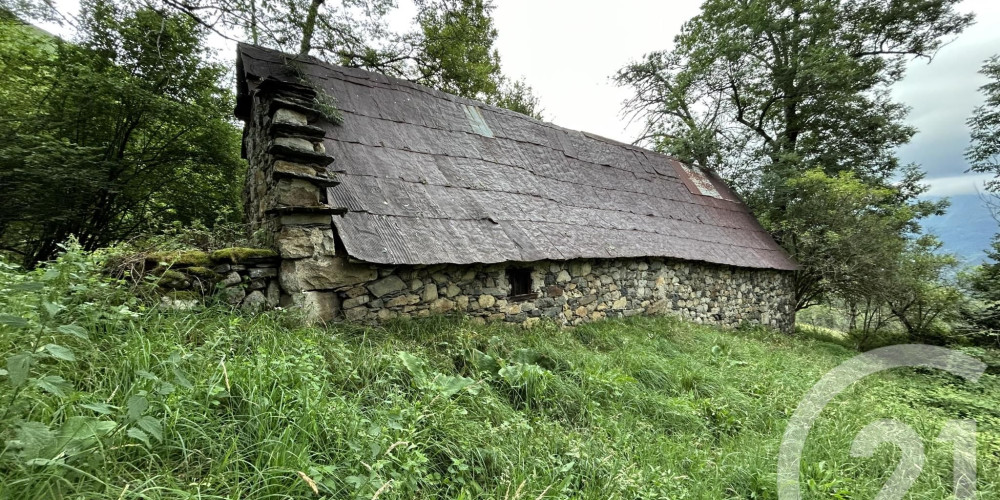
924,193,998,265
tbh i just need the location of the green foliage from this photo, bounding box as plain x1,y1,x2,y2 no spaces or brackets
0,3,243,267
398,351,479,398
145,250,212,268
884,236,965,343
163,289,200,301
777,169,914,309
616,0,968,309
389,0,545,116
618,0,971,180
131,220,268,254
312,86,346,125
791,230,965,348
414,0,501,99
0,241,187,485
74,0,543,116
184,266,220,280
963,55,1000,345
961,238,1000,346
2,245,1000,498
773,168,950,319
967,55,1000,191
487,76,545,120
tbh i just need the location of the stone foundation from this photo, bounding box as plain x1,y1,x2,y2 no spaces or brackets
313,257,795,332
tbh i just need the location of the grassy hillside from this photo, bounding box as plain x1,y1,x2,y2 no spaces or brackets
2,249,1000,499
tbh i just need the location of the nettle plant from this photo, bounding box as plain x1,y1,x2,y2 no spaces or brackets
0,242,189,467
400,345,557,411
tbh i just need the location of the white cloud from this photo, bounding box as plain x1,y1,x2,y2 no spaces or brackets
492,0,703,142
923,173,994,197
492,0,1000,152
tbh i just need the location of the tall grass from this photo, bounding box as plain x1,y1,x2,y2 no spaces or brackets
1,247,999,498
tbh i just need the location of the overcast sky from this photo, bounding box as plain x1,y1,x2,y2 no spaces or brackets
486,0,1000,198
42,0,1000,196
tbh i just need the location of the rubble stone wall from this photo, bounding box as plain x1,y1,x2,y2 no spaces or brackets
144,249,280,311
328,258,796,332
242,81,350,320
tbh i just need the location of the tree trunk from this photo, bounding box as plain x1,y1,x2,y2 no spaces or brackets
890,304,917,337
299,0,325,56
249,0,259,44
848,300,858,332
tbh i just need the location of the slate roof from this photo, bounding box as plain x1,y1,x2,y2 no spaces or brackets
236,44,797,271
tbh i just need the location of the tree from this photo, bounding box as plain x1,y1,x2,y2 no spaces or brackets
616,0,969,308
775,169,915,310
142,0,397,61
8,0,543,114
488,76,544,120
884,236,963,342
0,2,243,266
161,0,542,113
410,0,500,99
963,238,1000,344
617,0,971,182
110,0,540,113
967,56,1000,191
963,56,1000,342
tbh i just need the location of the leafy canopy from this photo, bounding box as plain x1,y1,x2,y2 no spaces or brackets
775,169,915,309
618,0,971,186
616,0,970,308
103,0,545,116
963,54,1000,340
883,235,963,341
0,2,243,266
967,56,1000,192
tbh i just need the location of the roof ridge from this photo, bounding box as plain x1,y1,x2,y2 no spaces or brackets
236,43,689,166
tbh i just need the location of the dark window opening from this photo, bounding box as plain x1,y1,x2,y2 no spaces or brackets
507,267,537,301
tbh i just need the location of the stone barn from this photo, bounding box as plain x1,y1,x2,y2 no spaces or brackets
234,44,798,331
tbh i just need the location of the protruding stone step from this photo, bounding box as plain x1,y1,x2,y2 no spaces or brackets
270,121,326,139
268,143,335,166
266,205,348,216
269,97,324,122
273,171,340,188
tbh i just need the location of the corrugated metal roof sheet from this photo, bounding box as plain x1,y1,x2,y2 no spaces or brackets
236,44,797,271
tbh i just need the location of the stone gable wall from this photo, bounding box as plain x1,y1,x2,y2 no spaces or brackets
240,83,796,332
242,81,352,320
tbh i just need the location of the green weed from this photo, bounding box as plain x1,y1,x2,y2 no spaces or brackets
1,246,999,498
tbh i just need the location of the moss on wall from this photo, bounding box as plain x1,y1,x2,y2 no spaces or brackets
146,250,212,267
210,248,278,264
185,266,221,280
133,247,281,311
